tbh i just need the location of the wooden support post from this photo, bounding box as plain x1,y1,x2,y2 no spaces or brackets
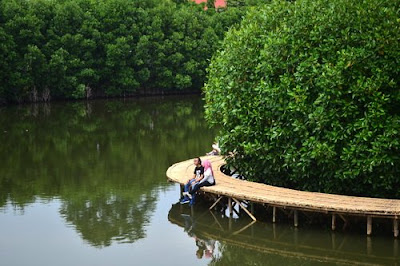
273,206,277,223
394,219,399,238
228,197,233,217
232,198,256,221
367,216,372,236
209,196,223,210
339,214,348,230
251,202,255,215
338,214,347,224
294,210,298,227
332,214,336,231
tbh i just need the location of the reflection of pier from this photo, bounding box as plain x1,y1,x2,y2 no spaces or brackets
168,204,400,265
167,156,400,237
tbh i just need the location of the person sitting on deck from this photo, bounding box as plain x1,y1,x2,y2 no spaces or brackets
206,142,221,156
181,157,204,204
185,159,216,205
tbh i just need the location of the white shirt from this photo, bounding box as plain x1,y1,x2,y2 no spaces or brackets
200,168,215,184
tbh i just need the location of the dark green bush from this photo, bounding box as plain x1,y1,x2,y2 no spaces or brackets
0,0,247,103
205,0,400,198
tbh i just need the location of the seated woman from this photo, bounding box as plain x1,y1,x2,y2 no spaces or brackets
206,142,221,155
187,159,216,205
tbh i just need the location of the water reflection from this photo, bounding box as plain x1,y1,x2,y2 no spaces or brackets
168,202,400,265
60,193,157,247
180,211,217,260
0,96,215,247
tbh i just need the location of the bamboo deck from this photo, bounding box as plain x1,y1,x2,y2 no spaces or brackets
166,156,400,236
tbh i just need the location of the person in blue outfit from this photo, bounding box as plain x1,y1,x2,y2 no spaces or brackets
188,159,215,205
181,157,204,204
181,158,216,205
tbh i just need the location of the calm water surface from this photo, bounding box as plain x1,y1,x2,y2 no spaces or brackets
0,96,399,266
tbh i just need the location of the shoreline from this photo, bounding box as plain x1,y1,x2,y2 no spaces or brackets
0,90,202,106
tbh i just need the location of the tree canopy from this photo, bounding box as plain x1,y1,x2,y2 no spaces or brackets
204,0,400,198
0,0,246,103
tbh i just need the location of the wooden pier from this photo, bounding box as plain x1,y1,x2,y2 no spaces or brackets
166,156,400,237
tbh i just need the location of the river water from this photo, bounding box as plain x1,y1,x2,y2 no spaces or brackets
0,96,398,265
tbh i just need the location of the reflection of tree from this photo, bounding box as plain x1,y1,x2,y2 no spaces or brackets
60,193,156,247
0,96,216,247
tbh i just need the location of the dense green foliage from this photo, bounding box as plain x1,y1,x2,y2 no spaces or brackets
205,0,400,197
0,0,245,103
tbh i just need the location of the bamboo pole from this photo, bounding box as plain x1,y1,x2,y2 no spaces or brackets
367,216,372,236
273,206,277,223
338,214,347,224
332,214,336,231
209,196,223,210
339,214,348,230
228,197,233,217
294,210,299,227
233,198,256,221
394,219,399,238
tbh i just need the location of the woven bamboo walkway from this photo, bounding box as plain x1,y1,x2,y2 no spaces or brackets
166,156,400,237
